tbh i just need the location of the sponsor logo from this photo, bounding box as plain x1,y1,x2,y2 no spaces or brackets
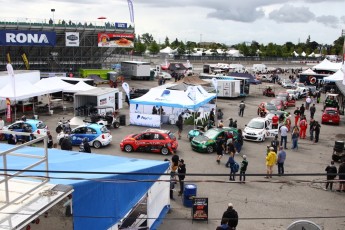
6,33,49,44
67,34,78,41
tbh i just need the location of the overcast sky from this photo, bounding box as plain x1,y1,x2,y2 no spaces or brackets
1,0,344,46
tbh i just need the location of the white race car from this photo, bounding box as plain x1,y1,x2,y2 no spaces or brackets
243,117,279,142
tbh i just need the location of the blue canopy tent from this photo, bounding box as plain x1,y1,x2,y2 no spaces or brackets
0,144,169,230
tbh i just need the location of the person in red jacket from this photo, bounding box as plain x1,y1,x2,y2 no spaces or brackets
293,107,301,127
299,116,308,139
272,114,279,129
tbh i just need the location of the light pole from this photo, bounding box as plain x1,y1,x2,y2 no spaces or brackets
51,9,55,24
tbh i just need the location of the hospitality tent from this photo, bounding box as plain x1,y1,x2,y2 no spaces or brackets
0,80,51,100
159,46,176,54
323,69,344,82
302,68,317,74
0,144,169,230
34,77,74,93
312,58,342,72
63,81,97,93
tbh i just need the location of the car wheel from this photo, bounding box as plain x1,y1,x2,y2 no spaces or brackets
124,144,133,152
113,122,120,128
206,145,214,153
161,147,169,155
93,141,101,149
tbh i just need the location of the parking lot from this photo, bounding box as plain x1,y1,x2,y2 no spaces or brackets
5,76,345,230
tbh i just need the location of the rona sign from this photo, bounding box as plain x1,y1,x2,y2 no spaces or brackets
0,30,56,46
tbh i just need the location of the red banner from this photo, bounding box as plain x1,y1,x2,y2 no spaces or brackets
97,33,134,48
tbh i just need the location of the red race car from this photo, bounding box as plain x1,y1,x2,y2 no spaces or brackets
120,129,178,155
321,107,340,125
276,92,296,107
270,98,286,110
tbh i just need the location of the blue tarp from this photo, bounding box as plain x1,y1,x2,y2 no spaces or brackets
0,144,169,230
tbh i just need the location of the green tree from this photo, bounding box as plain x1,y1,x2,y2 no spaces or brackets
134,40,146,54
171,38,180,49
148,41,160,54
164,36,170,47
141,33,154,45
177,42,186,55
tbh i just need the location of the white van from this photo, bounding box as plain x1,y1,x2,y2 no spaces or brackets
253,64,267,74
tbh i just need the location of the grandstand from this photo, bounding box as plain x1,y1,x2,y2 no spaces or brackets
0,18,135,75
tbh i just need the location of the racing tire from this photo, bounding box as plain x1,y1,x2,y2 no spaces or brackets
113,122,120,129
93,141,102,149
161,147,169,155
56,126,62,133
206,145,214,153
124,144,133,152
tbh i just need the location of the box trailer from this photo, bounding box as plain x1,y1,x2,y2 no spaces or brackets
121,61,151,80
203,79,241,98
74,87,122,116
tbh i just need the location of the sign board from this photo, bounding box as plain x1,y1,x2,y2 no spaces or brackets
65,32,79,47
0,30,56,46
129,113,160,127
97,33,134,48
115,22,128,29
192,197,208,222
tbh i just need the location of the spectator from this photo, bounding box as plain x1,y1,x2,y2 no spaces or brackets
61,136,72,151
277,146,286,176
291,126,299,150
299,116,307,139
0,116,4,130
300,104,305,116
325,161,337,191
234,129,243,154
337,160,345,192
209,108,215,124
305,96,312,110
314,121,321,143
176,112,184,140
279,124,288,149
47,131,53,148
216,219,230,230
270,135,279,153
310,104,316,119
272,114,279,129
152,106,157,115
239,155,248,184
309,119,316,141
217,109,224,120
216,135,225,164
177,159,186,196
293,107,301,127
265,147,277,178
222,203,238,229
238,101,245,117
228,118,234,127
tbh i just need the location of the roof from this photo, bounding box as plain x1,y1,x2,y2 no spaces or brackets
145,129,170,134
74,87,118,96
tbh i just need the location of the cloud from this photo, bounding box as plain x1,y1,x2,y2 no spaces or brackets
269,5,315,23
207,7,265,22
340,16,345,24
315,15,339,28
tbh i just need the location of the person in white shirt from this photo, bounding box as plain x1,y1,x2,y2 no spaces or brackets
305,96,312,110
0,117,4,130
279,124,289,149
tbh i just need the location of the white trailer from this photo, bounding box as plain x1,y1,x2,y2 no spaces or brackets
252,64,268,74
121,61,151,80
203,79,241,98
74,88,122,116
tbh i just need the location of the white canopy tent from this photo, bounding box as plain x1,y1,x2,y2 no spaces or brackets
34,77,74,93
159,46,176,54
302,68,317,74
0,80,51,100
63,81,96,93
312,58,342,72
323,69,344,82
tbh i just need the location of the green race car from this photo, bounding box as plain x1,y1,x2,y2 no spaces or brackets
190,127,238,153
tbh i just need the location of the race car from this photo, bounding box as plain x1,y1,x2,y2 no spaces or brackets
57,123,112,148
1,119,48,141
243,117,279,142
321,107,340,125
270,98,286,111
120,129,178,155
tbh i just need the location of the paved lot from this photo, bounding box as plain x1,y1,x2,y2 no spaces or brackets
10,76,345,230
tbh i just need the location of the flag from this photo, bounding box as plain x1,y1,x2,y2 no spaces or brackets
122,82,130,99
6,98,11,122
6,52,11,64
19,48,29,70
127,0,135,23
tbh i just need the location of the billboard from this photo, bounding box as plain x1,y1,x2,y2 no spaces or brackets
0,30,56,46
66,32,80,47
115,22,128,29
97,33,134,48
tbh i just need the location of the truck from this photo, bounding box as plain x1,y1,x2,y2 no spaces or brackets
74,87,123,116
121,61,151,80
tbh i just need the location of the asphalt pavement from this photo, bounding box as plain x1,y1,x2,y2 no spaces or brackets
17,76,345,230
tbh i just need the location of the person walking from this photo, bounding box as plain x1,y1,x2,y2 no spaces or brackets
238,101,245,117
209,108,215,124
234,129,243,154
299,116,308,139
310,104,316,119
309,119,315,141
177,159,186,196
325,161,337,191
216,135,225,164
293,107,301,127
47,131,53,149
272,114,279,129
305,96,312,110
291,126,299,150
314,121,321,143
277,146,286,176
217,109,224,120
265,147,277,178
337,160,345,192
222,203,238,229
279,124,288,149
239,155,248,184
316,91,321,104
300,104,305,116
176,112,184,140
226,152,236,181
271,135,279,153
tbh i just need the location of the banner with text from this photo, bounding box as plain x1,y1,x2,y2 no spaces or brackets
0,30,56,46
66,32,80,47
97,33,134,48
130,113,160,127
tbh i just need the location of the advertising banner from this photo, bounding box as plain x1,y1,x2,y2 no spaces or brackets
130,113,160,127
66,32,79,47
115,22,128,29
98,33,134,48
192,197,208,222
0,30,56,46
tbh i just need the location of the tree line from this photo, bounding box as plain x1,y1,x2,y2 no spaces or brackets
133,33,344,57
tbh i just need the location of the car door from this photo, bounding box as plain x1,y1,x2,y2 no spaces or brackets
6,122,24,139
266,120,279,138
86,127,98,142
135,133,153,151
151,133,165,152
71,127,86,145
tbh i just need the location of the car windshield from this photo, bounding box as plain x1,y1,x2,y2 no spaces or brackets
266,103,277,111
204,129,220,139
36,122,46,129
100,126,109,133
326,110,337,115
247,120,264,129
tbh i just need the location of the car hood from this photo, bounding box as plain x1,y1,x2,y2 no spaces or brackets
244,127,263,134
193,135,210,143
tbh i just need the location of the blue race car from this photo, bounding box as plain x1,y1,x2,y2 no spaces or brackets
57,123,112,148
2,119,48,140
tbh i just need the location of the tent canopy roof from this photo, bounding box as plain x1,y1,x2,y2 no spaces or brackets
63,81,97,93
0,80,51,100
323,69,344,82
312,58,342,72
34,77,74,93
